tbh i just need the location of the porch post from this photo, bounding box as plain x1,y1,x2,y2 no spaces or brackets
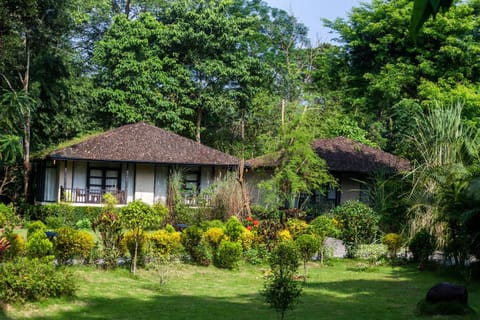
125,164,129,204
62,160,67,202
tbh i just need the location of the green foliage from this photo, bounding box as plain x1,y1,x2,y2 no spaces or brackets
354,244,388,266
262,240,302,320
257,217,284,251
75,218,92,230
151,202,169,229
1,233,25,261
26,231,53,259
0,257,76,304
92,202,122,270
382,233,403,258
286,219,310,240
27,220,47,238
0,203,20,235
53,227,95,264
295,234,320,282
204,227,226,250
181,226,211,266
332,201,379,256
149,230,183,256
243,245,269,265
213,240,243,270
225,216,245,242
121,230,148,266
309,215,340,239
409,229,436,263
200,219,225,231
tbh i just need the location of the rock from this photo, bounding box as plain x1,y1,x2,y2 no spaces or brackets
426,282,468,305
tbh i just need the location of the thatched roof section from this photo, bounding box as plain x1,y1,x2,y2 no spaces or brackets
247,137,410,173
47,122,239,166
312,137,410,173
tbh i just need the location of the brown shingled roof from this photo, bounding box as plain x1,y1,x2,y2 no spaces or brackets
247,137,410,173
312,137,410,173
47,122,239,166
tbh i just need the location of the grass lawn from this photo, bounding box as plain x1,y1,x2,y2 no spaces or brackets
1,259,478,320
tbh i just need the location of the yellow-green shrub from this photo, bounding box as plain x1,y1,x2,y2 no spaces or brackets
121,230,148,262
278,229,292,242
286,219,310,240
1,233,25,261
204,227,226,250
382,233,403,257
149,229,182,256
54,227,95,264
239,229,255,251
26,231,53,258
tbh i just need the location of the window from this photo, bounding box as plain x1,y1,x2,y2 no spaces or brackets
183,167,200,195
87,167,121,192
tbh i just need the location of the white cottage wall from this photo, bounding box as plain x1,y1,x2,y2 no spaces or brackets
134,164,155,204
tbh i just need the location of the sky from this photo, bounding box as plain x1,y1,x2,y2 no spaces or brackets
263,0,363,43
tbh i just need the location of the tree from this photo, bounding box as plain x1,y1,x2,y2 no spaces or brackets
260,115,335,209
319,0,480,155
295,234,319,282
410,0,454,37
119,200,161,275
261,241,302,320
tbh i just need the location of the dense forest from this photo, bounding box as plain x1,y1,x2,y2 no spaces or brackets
1,0,480,258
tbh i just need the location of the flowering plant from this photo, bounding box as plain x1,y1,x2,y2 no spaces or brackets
244,216,259,231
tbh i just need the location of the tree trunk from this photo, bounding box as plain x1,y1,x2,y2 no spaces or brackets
21,42,31,198
195,107,202,143
132,236,138,275
237,109,251,217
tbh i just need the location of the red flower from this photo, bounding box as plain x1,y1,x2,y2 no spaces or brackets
246,216,253,221
253,220,259,226
247,225,252,231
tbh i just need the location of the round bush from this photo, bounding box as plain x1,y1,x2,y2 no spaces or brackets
54,227,95,264
27,221,47,238
382,233,403,257
278,229,292,242
409,229,436,263
269,241,300,277
181,226,211,265
310,215,340,239
204,227,226,250
149,229,182,256
225,216,245,242
331,201,379,249
239,229,255,251
26,231,53,258
213,240,243,269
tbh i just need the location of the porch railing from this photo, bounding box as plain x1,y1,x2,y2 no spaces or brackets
61,187,126,205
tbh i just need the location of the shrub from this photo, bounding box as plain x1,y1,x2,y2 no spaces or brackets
1,233,25,261
244,245,269,265
213,240,243,269
204,227,226,250
269,241,300,278
354,244,387,266
149,229,183,256
257,218,283,250
332,201,379,257
54,227,95,264
286,219,310,240
278,229,292,242
200,219,225,231
75,218,92,230
0,203,20,235
0,257,76,304
151,202,169,229
27,220,47,238
121,230,148,266
262,240,302,320
310,215,340,239
26,231,53,258
181,226,211,265
45,215,64,229
295,234,320,282
225,216,245,242
409,229,436,264
239,228,255,251
382,233,403,258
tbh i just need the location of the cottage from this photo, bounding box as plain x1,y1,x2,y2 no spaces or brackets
33,122,239,206
246,136,410,212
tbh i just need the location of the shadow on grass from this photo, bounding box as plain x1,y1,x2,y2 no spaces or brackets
5,264,480,320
